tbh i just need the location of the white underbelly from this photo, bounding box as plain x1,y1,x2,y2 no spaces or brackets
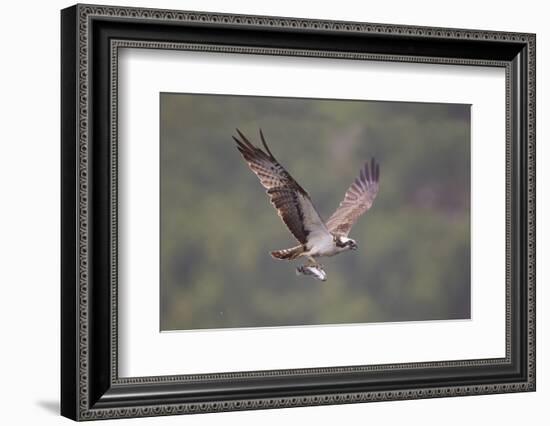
304,236,341,257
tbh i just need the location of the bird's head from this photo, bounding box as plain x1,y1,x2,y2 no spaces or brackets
334,235,358,251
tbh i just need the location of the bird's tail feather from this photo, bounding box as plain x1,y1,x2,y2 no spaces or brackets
270,245,305,260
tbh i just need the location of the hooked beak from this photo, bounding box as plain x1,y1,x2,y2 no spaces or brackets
350,242,358,250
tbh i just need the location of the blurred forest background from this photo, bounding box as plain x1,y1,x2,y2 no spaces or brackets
160,93,471,331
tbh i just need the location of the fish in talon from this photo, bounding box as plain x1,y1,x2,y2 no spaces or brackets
296,264,327,282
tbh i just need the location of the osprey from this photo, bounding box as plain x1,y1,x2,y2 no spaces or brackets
234,129,380,281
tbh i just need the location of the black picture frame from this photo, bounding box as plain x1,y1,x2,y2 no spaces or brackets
61,3,536,421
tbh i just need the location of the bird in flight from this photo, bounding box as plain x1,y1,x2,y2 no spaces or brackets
234,129,380,281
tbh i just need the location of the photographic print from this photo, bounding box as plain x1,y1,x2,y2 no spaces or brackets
61,7,536,418
160,93,471,331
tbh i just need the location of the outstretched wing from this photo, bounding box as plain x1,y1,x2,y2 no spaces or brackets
326,158,380,237
234,129,331,246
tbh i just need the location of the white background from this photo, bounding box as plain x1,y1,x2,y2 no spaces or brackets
119,50,505,376
0,0,547,425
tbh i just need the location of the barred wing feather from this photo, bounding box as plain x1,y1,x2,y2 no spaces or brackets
233,129,331,246
326,158,380,237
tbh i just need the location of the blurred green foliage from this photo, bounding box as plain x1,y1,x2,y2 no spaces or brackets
160,93,470,330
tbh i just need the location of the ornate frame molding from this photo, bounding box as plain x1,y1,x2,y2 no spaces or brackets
61,4,535,421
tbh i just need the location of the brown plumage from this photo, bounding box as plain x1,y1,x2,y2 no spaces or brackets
233,129,380,270
233,129,328,247
271,245,305,260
